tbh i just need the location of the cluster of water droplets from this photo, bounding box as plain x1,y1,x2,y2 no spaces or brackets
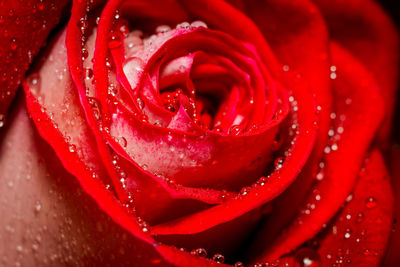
188,248,238,265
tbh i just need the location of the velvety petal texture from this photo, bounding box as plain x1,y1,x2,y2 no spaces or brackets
0,0,397,266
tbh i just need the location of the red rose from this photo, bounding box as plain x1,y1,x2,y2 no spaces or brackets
0,0,399,266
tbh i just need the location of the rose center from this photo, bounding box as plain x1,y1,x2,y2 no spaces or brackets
120,21,279,135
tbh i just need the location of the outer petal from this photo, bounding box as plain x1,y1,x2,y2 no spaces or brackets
316,150,393,266
277,150,393,266
0,97,171,266
0,0,70,127
255,42,385,261
313,0,400,141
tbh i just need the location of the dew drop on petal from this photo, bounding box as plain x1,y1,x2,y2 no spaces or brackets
240,187,250,196
228,125,241,136
176,21,190,30
34,201,42,214
315,171,324,181
27,73,40,91
155,25,171,34
84,68,93,80
108,32,122,49
274,157,284,170
78,17,88,33
137,97,145,110
10,38,18,50
68,144,76,153
190,248,207,258
363,249,378,257
212,254,225,263
344,228,352,239
356,212,365,224
365,197,377,209
119,136,127,147
294,248,322,267
191,20,208,28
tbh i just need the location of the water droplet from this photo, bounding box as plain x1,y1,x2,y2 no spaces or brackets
344,228,352,239
84,68,93,80
274,157,284,170
34,201,42,213
69,144,76,153
345,98,352,105
87,97,102,120
28,73,40,88
120,171,127,178
78,17,88,33
228,125,241,136
240,187,250,196
191,248,207,258
212,254,225,263
365,197,377,209
32,244,39,251
108,32,121,49
191,20,207,28
176,22,190,30
141,164,148,170
234,262,244,267
81,47,89,60
363,249,378,257
119,136,127,147
155,25,171,34
315,171,324,181
136,98,145,110
294,248,322,267
37,0,45,11
10,38,18,50
167,134,173,142
331,143,338,151
356,212,365,224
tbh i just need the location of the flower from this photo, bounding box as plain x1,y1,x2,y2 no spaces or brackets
0,0,399,266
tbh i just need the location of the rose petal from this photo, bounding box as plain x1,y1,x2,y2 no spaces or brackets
275,150,393,266
232,0,333,249
255,42,385,261
0,97,167,266
313,0,400,141
316,150,393,266
0,0,70,127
